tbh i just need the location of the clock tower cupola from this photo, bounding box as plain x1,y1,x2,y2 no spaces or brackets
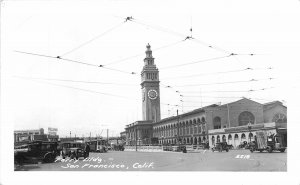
141,43,161,122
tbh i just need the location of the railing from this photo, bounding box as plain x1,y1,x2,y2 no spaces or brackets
124,145,163,152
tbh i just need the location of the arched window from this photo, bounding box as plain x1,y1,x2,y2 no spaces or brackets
234,134,239,140
198,125,202,133
241,133,246,138
222,135,226,142
238,111,255,126
201,117,206,123
212,136,215,145
272,113,287,123
228,134,232,140
217,135,220,142
213,117,221,129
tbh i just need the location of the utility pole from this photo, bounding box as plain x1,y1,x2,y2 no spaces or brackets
227,104,231,128
107,129,109,144
177,109,180,146
135,127,137,151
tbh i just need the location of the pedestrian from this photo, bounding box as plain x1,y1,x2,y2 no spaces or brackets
84,143,90,158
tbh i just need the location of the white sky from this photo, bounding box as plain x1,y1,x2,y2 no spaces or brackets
1,0,300,138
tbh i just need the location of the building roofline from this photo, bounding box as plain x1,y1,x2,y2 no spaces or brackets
153,104,218,125
263,100,286,110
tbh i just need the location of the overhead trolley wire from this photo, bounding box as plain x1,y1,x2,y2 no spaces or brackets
160,54,232,70
130,18,236,55
14,50,58,60
56,56,99,67
178,87,275,94
183,95,249,99
171,78,275,87
16,77,139,100
59,21,125,57
131,18,186,38
13,76,137,86
14,50,137,75
160,67,273,80
104,39,184,66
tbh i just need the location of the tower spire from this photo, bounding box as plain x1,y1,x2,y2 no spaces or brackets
141,43,161,122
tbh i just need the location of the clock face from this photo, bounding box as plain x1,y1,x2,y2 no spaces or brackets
148,89,158,100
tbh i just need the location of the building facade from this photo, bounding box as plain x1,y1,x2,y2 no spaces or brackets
123,44,287,148
152,107,211,145
207,100,287,148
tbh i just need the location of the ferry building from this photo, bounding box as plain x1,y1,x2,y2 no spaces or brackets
123,44,287,148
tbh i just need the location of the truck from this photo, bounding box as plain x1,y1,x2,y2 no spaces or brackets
14,141,59,165
249,131,286,153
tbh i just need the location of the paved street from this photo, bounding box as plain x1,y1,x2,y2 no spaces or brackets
16,150,287,171
15,149,287,171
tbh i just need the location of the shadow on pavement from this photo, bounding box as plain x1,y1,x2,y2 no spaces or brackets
15,164,41,171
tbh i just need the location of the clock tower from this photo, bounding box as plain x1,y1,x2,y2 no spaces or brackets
141,44,161,122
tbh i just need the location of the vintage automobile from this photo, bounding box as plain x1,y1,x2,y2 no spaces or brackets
14,141,59,165
199,142,210,149
249,131,286,153
60,142,86,159
173,145,187,153
211,142,230,152
238,141,248,149
68,147,85,159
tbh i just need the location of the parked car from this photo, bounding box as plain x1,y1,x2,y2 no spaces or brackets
212,142,230,152
14,141,59,165
173,145,187,153
199,142,210,149
238,141,248,149
227,144,234,149
60,142,86,159
68,147,85,159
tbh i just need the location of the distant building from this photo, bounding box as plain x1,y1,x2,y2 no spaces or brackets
120,131,127,139
207,99,287,148
14,128,44,142
14,128,59,144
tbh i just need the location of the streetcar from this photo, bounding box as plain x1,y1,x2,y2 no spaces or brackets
86,139,108,153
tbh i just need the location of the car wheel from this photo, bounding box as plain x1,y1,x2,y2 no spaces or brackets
44,154,54,163
267,147,273,153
